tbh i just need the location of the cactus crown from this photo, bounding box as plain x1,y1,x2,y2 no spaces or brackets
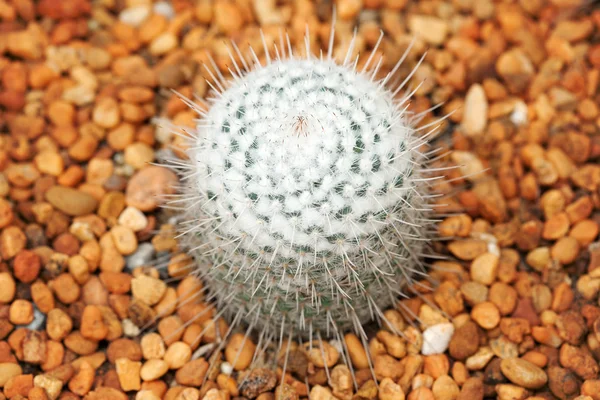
168,27,439,352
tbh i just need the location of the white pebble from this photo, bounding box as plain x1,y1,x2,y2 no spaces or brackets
153,1,175,19
221,362,233,375
126,243,155,269
119,6,151,27
421,322,454,355
510,100,528,126
118,206,148,232
461,83,488,137
123,319,141,337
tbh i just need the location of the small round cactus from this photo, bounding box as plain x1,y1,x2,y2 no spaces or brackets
167,29,439,349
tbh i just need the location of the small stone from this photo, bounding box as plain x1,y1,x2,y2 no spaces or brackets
106,338,142,364
126,166,178,212
471,302,500,329
494,384,530,400
547,366,579,400
496,49,535,93
33,374,62,400
465,346,495,370
0,273,16,303
421,323,454,356
153,1,174,19
559,343,599,379
239,368,277,399
500,358,548,389
68,361,94,396
214,1,243,34
116,358,142,391
45,186,98,216
93,97,120,129
126,243,155,269
80,305,108,341
379,377,405,400
449,321,479,360
461,84,488,137
305,341,339,368
448,239,487,260
432,375,459,400
408,15,448,45
490,336,518,359
149,32,178,56
140,359,169,381
0,363,22,387
1,226,26,260
124,142,154,169
9,300,33,325
470,253,499,285
46,309,72,341
509,100,528,126
119,6,150,27
175,358,209,386
131,274,167,306
110,225,138,255
118,206,148,232
164,341,191,369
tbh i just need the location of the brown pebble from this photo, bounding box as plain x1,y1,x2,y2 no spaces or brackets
125,166,178,212
45,186,98,216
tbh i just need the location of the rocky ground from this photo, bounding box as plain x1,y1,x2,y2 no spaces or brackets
0,0,599,399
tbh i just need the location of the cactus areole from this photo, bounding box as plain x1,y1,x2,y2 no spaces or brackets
172,32,435,341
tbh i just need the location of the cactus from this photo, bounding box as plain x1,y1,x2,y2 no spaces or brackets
166,27,442,352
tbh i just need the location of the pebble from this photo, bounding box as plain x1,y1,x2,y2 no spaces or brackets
225,333,257,370
126,242,155,269
175,358,209,386
432,375,459,400
408,15,448,45
0,363,22,387
471,302,501,329
239,368,277,399
132,274,167,306
124,142,155,169
490,336,519,359
110,225,138,255
470,253,499,285
465,346,495,370
149,32,178,56
93,97,120,129
33,374,62,400
496,49,535,93
126,165,178,212
9,300,34,325
0,272,16,303
123,318,141,337
119,6,151,27
379,377,405,400
136,390,161,400
45,186,98,216
164,341,192,369
81,305,108,341
115,358,142,391
461,84,488,137
500,358,548,389
140,359,169,381
118,206,148,231
421,323,454,356
153,1,175,19
509,100,528,126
